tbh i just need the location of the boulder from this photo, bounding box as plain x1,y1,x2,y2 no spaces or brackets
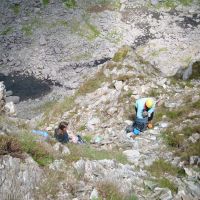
114,81,123,91
123,150,141,165
6,96,20,104
53,143,70,155
5,90,13,97
39,36,47,46
5,102,15,114
0,155,43,200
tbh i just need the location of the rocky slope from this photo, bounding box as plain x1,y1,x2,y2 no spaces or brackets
0,0,200,200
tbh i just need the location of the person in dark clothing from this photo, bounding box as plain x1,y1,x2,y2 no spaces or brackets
54,121,69,143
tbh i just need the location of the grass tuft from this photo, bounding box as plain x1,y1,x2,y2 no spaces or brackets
147,158,185,177
42,0,50,6
65,144,128,164
19,132,54,166
0,135,22,158
113,46,130,62
0,27,13,35
10,4,20,15
63,0,76,8
156,178,178,193
77,70,107,95
97,181,137,200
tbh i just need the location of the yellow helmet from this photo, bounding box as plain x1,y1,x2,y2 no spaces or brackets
146,99,153,108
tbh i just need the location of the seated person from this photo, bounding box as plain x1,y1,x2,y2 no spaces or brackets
54,121,85,144
54,121,70,143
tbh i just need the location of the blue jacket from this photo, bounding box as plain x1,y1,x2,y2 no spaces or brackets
135,98,155,119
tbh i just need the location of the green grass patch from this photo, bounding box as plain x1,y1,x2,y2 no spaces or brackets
97,181,137,200
178,141,200,160
192,100,200,109
105,30,122,44
0,135,23,158
190,61,200,79
65,144,128,164
163,125,200,148
70,16,100,40
156,178,178,193
88,0,121,12
150,48,168,57
0,27,13,35
19,133,54,166
163,130,185,148
10,4,20,15
149,0,193,9
38,96,75,127
21,17,43,36
148,88,161,97
82,135,92,143
113,46,130,62
76,70,108,95
147,158,185,177
63,0,76,8
77,125,86,132
42,0,50,6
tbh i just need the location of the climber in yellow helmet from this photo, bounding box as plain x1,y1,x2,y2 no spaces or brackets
135,98,155,129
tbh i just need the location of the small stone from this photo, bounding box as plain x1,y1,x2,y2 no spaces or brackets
6,96,20,104
160,189,173,200
53,143,70,155
5,102,15,114
5,90,13,97
39,36,47,46
188,133,200,143
90,188,98,200
107,107,118,115
190,156,199,165
114,81,123,91
144,180,158,190
123,150,140,164
151,0,159,5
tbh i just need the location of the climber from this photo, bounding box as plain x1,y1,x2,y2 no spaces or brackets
130,98,156,139
54,121,70,143
135,98,155,128
54,121,85,144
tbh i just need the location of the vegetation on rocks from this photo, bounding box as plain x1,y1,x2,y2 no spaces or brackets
65,144,128,164
147,158,185,177
10,4,20,15
63,0,77,9
113,46,130,62
97,181,137,200
156,178,178,193
0,133,54,166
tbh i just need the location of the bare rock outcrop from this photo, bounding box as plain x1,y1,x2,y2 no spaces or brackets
0,155,43,200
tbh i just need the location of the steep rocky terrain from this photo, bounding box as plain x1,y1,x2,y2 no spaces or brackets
0,0,200,200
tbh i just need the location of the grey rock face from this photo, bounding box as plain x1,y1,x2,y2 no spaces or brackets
182,63,193,80
0,82,6,113
0,155,43,200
